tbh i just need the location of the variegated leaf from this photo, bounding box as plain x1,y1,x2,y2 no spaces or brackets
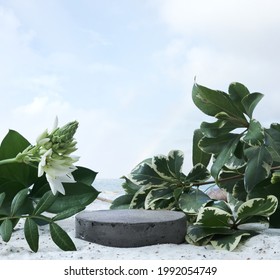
196,207,232,228
192,129,211,167
179,189,211,214
129,162,165,186
184,163,210,184
185,232,213,246
244,146,273,193
167,150,184,178
241,92,264,119
129,185,154,209
211,134,241,179
210,231,251,251
187,224,235,243
237,195,278,221
144,187,174,209
243,119,264,147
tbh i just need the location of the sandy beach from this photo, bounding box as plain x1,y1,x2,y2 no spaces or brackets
1,190,280,260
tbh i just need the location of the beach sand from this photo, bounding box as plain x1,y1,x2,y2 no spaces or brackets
1,191,280,260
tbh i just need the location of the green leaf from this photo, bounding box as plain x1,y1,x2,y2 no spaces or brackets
200,120,238,138
199,133,239,155
187,224,235,242
110,194,134,209
271,170,280,184
33,190,57,215
129,185,154,209
211,134,241,179
192,129,211,167
166,150,184,179
50,222,76,251
241,92,264,118
179,189,211,214
210,231,251,251
52,206,85,221
24,218,39,252
0,218,13,242
10,188,29,216
72,166,97,186
244,145,273,193
153,155,175,180
228,82,250,113
196,207,232,228
237,195,278,221
47,182,100,213
0,193,5,207
265,126,280,162
237,216,269,231
121,176,141,195
144,187,175,209
130,162,165,186
243,119,264,146
192,83,247,125
185,163,210,184
0,130,37,186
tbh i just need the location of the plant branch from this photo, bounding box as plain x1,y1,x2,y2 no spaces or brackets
193,165,280,187
0,157,18,166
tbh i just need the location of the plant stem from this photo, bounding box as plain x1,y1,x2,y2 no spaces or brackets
193,165,280,187
0,157,18,166
0,214,52,223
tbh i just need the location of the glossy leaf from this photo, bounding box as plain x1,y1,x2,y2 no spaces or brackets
210,231,251,251
210,135,241,179
241,92,264,118
192,83,246,125
243,119,264,146
52,206,85,221
129,185,154,209
199,133,239,155
228,82,250,113
200,120,238,138
72,166,97,186
0,130,37,186
237,195,278,221
121,176,141,195
24,218,39,252
185,163,210,184
179,189,211,214
0,218,13,242
144,187,174,209
166,150,184,179
196,207,231,228
265,126,280,162
33,191,57,215
192,129,211,167
244,146,273,193
10,188,29,216
110,194,134,209
187,224,235,243
47,182,99,213
130,162,165,186
50,222,76,251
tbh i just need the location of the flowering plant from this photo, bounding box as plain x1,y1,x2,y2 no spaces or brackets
0,118,99,252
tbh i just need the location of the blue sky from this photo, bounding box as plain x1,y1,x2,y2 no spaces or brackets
1,0,280,178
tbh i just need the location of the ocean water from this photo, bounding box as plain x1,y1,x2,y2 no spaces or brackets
93,178,124,193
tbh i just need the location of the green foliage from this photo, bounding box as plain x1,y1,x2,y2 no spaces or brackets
111,150,211,214
0,126,99,252
187,195,277,251
112,81,280,251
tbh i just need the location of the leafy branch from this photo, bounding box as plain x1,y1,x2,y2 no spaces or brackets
112,81,280,251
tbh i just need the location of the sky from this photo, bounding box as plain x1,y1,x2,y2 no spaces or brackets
1,0,280,179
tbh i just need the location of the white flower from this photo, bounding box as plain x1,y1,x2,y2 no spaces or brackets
38,148,78,195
